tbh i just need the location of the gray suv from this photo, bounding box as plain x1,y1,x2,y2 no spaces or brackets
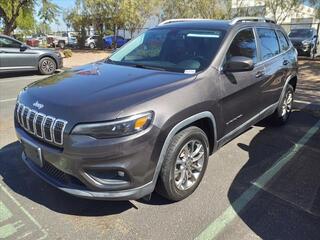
15,17,298,201
0,34,63,75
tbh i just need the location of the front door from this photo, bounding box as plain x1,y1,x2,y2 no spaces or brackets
219,28,267,135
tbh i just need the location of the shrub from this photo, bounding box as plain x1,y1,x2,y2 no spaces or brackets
63,49,72,58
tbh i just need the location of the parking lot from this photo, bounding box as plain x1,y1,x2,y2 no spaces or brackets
0,59,320,240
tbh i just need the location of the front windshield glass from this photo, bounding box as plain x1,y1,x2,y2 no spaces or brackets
289,29,314,38
108,28,225,73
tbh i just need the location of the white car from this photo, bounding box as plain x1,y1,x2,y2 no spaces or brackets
85,35,98,49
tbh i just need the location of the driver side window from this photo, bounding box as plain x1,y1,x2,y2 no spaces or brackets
0,37,21,48
226,28,257,64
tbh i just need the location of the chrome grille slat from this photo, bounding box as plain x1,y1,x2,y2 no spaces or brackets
16,103,67,146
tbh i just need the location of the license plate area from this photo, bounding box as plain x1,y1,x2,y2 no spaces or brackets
22,140,43,167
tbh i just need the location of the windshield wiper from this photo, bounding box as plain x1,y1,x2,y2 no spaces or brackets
130,63,167,71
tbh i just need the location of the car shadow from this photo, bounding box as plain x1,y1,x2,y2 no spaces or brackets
227,109,320,239
0,141,135,217
0,70,61,78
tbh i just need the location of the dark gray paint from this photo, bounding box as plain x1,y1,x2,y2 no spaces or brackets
15,20,298,200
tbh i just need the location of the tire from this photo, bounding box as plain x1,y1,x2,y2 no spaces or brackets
156,126,209,201
89,43,95,49
58,41,65,49
269,84,294,125
38,57,57,75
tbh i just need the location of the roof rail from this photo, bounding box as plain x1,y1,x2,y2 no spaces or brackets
158,18,211,26
230,17,276,25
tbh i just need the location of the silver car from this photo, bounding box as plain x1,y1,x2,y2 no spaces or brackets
0,34,63,75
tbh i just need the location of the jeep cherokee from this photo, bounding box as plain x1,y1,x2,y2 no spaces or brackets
15,17,298,201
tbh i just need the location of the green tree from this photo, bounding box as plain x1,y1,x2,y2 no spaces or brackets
160,0,230,21
265,0,300,23
0,0,60,35
123,0,155,38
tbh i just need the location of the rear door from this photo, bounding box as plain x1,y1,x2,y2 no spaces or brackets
219,28,267,134
256,28,288,109
0,36,36,71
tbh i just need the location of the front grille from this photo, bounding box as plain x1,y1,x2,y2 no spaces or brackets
16,102,67,146
42,161,85,187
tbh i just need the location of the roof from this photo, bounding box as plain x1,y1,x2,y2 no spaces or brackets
156,20,232,30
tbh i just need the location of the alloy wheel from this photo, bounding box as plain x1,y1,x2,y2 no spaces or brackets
174,140,205,191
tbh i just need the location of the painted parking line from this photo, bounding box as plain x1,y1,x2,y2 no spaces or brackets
0,182,48,240
0,98,16,103
195,119,320,240
0,202,13,223
294,99,320,106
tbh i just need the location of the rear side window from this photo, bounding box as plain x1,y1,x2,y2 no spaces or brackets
257,28,280,61
276,30,289,52
226,28,257,64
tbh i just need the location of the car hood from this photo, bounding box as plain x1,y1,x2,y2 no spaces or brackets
289,37,311,43
19,62,195,126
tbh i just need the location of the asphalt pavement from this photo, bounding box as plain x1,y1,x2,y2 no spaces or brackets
0,61,320,240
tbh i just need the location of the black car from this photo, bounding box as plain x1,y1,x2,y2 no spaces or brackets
15,17,298,201
288,28,318,57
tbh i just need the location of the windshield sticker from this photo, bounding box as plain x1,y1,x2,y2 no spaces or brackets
184,69,196,74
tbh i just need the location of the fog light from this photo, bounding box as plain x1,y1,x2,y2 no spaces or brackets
86,169,130,185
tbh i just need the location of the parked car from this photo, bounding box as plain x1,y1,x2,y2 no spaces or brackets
47,32,78,49
85,35,99,49
15,17,298,201
103,35,128,48
288,28,318,57
0,34,63,75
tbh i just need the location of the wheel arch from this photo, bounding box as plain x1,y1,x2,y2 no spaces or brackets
150,111,218,190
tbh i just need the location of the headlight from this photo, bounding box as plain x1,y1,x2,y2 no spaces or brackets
72,112,153,138
54,51,61,57
302,40,312,45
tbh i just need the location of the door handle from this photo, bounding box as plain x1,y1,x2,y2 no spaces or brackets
255,71,265,78
283,60,289,65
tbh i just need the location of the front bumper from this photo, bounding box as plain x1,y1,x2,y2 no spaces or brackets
15,123,160,200
57,56,63,69
293,43,313,55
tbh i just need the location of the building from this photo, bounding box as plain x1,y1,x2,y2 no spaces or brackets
231,0,318,24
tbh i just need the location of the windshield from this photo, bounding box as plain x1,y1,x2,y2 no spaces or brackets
108,28,225,73
289,29,314,38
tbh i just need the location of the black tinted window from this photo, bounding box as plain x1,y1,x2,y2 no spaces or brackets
227,28,257,63
257,28,280,60
0,37,21,48
276,30,289,52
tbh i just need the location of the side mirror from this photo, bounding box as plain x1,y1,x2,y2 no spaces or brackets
224,56,254,72
20,44,29,51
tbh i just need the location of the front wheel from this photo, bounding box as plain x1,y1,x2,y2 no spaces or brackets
38,57,56,75
156,126,209,201
269,84,294,125
89,42,95,49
